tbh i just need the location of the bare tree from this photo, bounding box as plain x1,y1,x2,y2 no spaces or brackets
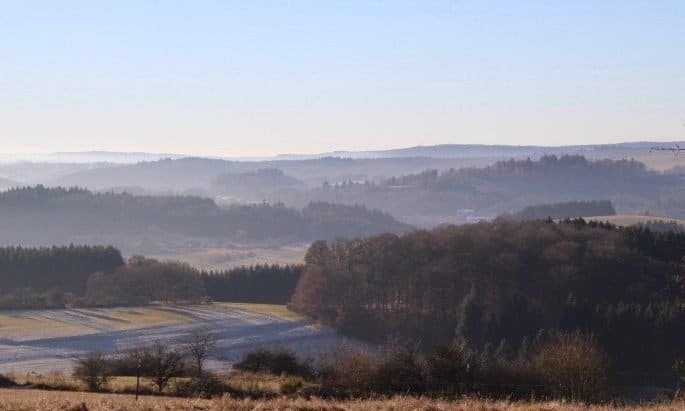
182,329,216,379
143,341,184,392
73,351,111,391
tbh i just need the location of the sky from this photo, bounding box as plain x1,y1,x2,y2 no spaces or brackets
1,1,684,157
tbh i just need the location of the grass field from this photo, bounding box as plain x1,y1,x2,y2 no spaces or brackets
0,389,682,411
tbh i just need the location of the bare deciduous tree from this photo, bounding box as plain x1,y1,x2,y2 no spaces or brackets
143,341,184,392
182,329,216,379
73,351,111,391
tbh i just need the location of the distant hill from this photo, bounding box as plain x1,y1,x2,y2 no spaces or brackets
4,140,683,192
50,154,678,228
0,177,18,190
211,168,305,201
277,141,685,160
504,200,616,220
302,155,685,226
0,186,413,253
51,156,493,192
0,162,119,185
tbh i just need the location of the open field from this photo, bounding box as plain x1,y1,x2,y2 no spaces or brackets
151,245,307,270
0,389,683,411
629,153,685,172
0,303,357,375
586,214,685,227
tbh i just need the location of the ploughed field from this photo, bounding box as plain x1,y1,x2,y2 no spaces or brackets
0,303,351,375
0,390,683,411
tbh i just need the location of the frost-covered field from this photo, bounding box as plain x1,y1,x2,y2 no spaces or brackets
0,304,356,375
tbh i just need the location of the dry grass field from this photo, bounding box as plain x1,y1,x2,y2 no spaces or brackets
0,389,682,411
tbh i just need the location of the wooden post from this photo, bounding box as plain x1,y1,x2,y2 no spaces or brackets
135,358,141,401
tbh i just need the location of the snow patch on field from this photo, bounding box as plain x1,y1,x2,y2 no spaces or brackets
0,304,359,375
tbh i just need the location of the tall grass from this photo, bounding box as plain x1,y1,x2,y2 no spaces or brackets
0,389,682,411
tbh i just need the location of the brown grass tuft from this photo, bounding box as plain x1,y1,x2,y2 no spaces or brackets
0,389,684,411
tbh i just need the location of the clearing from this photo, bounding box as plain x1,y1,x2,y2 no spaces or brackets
151,245,307,270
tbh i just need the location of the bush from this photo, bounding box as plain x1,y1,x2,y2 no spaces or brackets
173,373,225,398
73,352,111,391
0,374,16,388
534,331,609,401
172,373,276,399
375,344,426,394
279,376,303,394
234,348,312,378
426,339,473,394
319,350,379,394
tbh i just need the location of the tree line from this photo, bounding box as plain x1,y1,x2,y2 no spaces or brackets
0,186,412,246
0,245,124,295
200,264,302,304
0,245,301,309
290,218,685,386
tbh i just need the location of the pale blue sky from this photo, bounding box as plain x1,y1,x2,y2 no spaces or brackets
1,1,684,156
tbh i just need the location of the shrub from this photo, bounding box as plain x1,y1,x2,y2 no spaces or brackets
173,373,225,398
73,352,111,391
279,376,303,394
534,330,609,401
234,348,312,378
0,374,16,388
375,344,426,394
426,339,474,394
319,350,379,393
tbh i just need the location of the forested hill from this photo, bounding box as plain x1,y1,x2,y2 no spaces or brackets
0,186,412,250
302,155,684,226
388,155,663,193
291,218,685,384
211,168,305,201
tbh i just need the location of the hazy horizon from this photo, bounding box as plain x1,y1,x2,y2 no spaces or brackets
2,1,684,157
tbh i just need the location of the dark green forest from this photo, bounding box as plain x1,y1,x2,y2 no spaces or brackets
0,245,124,295
0,246,300,308
290,219,685,385
201,264,302,304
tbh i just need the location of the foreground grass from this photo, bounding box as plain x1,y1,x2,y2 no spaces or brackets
0,389,683,411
